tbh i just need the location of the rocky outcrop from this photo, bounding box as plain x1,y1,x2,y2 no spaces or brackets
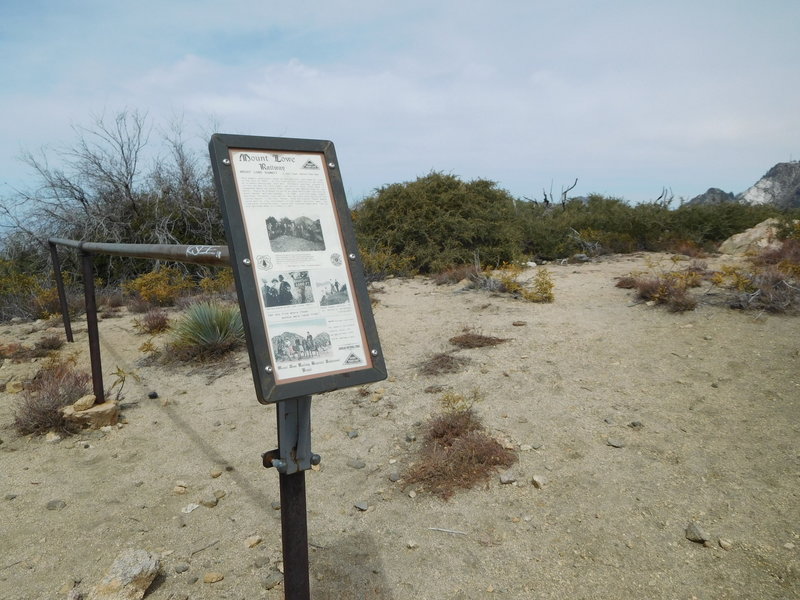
737,162,800,209
718,218,784,255
686,187,736,206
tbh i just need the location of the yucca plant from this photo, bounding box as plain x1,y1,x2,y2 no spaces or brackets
168,301,244,361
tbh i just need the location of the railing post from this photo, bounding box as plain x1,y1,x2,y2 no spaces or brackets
81,251,104,402
49,242,73,343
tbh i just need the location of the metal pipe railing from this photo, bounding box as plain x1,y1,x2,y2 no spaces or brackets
48,238,232,402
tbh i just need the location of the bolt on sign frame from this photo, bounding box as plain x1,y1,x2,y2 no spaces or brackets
209,134,386,404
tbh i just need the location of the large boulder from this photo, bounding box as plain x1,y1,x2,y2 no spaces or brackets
718,218,784,255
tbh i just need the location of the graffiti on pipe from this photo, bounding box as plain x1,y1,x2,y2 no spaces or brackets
186,246,223,260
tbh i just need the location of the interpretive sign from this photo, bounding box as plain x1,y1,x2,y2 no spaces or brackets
209,134,386,403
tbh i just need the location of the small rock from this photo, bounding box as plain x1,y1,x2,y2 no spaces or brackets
519,444,532,452
512,321,527,326
627,421,644,429
718,538,733,550
6,381,24,394
408,490,417,498
173,486,187,495
253,556,270,569
187,576,198,584
203,572,224,584
47,499,67,510
531,475,548,489
5,493,17,500
606,438,626,448
199,493,218,508
406,540,418,549
354,501,369,511
45,431,62,443
405,432,417,442
210,469,223,478
147,391,159,399
73,394,96,412
499,471,516,485
213,489,226,500
181,503,200,514
784,542,796,550
270,501,281,511
703,540,715,548
388,472,401,482
346,458,366,470
174,563,190,573
245,535,262,548
260,572,283,590
89,549,160,599
685,521,710,543
346,430,359,439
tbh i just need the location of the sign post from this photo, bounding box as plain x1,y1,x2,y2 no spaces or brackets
209,134,387,598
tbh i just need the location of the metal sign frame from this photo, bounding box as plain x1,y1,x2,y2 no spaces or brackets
209,134,386,403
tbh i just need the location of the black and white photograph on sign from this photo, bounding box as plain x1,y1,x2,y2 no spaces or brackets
317,276,350,306
261,271,314,307
271,320,332,363
265,215,325,252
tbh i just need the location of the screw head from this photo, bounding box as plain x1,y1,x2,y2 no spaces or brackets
265,366,273,374
242,258,251,266
328,162,336,168
371,349,379,357
222,158,231,165
348,253,356,260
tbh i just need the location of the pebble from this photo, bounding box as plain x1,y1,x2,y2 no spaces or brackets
499,471,516,485
347,458,366,470
148,391,159,399
270,501,281,511
213,489,226,500
173,486,188,495
388,472,401,482
406,540,418,549
175,563,190,573
246,535,263,548
628,421,644,429
210,469,223,478
354,501,369,511
520,444,533,452
203,572,224,583
260,572,283,590
47,499,67,510
405,432,417,442
531,475,548,489
5,493,17,500
199,493,218,508
607,438,626,448
45,431,62,443
784,542,796,550
512,321,527,326
347,430,359,439
685,521,710,543
253,556,270,569
181,503,200,514
718,538,733,550
408,490,417,498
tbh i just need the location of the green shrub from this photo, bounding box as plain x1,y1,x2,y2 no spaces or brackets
167,301,244,360
353,172,523,274
123,267,193,306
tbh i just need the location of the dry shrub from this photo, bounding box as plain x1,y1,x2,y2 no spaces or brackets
134,308,170,334
418,352,470,376
1,335,64,360
406,406,517,500
619,266,702,312
670,240,707,258
127,297,153,314
433,264,481,285
14,359,91,435
35,335,64,352
615,275,638,289
449,331,509,349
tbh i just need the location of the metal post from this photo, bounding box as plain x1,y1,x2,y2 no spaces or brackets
263,396,318,600
81,251,104,402
49,242,73,342
279,470,310,599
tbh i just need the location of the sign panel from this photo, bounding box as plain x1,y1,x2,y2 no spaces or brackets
209,135,386,403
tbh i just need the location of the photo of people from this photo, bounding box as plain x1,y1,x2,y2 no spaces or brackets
261,271,315,307
265,215,325,252
316,274,350,306
271,320,331,363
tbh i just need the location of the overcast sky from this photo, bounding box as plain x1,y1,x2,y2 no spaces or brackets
1,1,798,206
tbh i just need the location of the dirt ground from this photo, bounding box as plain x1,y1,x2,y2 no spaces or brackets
1,252,798,600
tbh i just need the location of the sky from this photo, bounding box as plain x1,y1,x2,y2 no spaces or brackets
1,0,798,207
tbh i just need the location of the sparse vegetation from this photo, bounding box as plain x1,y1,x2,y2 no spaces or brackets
123,267,193,306
417,352,470,376
470,263,555,303
405,389,517,499
166,301,244,361
13,358,91,435
133,308,170,334
449,329,509,349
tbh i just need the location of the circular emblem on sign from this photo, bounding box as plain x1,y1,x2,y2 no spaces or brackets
256,255,273,271
330,253,343,267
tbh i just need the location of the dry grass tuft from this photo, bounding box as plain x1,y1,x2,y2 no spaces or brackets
14,359,91,435
405,405,517,500
134,308,170,334
449,331,509,349
417,352,470,376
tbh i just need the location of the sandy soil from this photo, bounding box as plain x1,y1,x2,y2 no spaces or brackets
1,252,798,600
